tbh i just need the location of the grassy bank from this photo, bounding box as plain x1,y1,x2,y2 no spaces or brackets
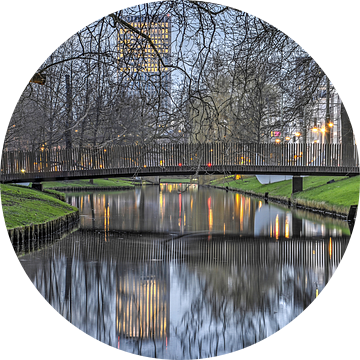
209,175,360,215
42,177,135,190
1,184,78,230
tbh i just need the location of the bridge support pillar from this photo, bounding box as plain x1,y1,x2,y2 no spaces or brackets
292,176,303,194
198,175,206,186
198,175,223,186
141,176,160,185
198,175,213,185
31,182,43,191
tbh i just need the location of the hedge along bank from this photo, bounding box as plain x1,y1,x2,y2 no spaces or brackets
1,184,79,254
207,175,360,219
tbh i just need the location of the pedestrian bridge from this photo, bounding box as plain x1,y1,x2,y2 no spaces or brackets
1,142,359,184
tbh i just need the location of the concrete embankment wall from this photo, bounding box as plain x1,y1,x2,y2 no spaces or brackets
8,210,79,254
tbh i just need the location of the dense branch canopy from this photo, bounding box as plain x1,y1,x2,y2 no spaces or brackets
6,0,334,152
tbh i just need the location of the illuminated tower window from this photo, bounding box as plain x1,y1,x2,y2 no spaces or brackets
116,14,172,110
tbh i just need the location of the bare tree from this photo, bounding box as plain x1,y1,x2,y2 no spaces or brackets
5,0,348,166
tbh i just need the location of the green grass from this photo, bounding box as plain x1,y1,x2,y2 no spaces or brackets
0,184,78,230
210,175,360,212
211,175,291,196
293,176,360,210
42,178,135,189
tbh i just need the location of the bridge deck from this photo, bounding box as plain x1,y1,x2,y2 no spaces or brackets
1,142,359,183
1,165,359,183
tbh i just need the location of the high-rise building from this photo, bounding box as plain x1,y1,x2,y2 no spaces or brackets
117,14,172,108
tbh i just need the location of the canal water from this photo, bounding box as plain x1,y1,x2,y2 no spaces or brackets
19,184,351,359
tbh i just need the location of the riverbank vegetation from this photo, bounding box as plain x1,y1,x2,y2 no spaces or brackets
42,178,135,190
0,184,78,230
209,175,360,215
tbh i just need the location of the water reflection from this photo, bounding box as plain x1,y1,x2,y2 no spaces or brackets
20,230,349,359
67,184,350,238
18,185,352,359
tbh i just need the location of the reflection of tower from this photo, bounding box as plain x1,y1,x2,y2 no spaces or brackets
116,259,170,341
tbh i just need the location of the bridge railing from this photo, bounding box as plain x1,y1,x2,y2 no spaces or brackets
1,142,359,178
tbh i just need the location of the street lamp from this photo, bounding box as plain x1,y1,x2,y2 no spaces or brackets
320,126,326,143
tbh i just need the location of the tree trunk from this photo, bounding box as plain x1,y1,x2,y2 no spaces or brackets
341,102,354,166
325,77,331,166
65,74,73,150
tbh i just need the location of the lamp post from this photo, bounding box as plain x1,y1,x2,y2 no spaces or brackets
325,76,331,145
312,123,333,141
328,122,334,143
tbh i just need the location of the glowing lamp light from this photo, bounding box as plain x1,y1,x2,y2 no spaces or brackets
20,169,26,173
329,122,334,127
207,163,212,167
285,136,291,141
275,139,281,144
312,127,318,132
295,132,301,137
178,163,182,167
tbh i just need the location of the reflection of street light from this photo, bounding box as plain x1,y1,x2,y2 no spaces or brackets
275,138,281,144
295,132,301,137
312,127,318,133
285,136,291,141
